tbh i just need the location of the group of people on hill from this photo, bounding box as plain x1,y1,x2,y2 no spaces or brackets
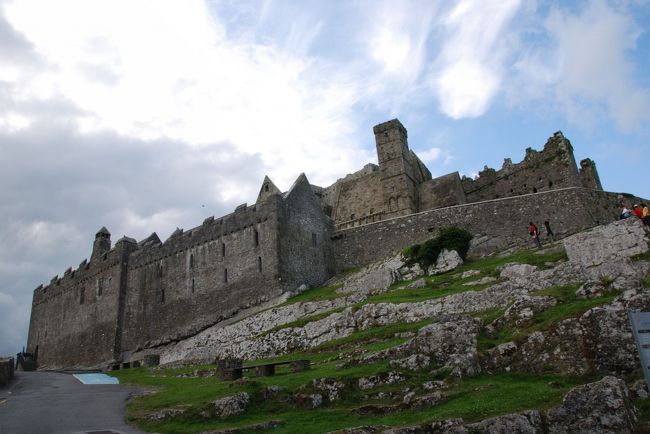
529,220,553,249
528,202,649,250
621,203,650,229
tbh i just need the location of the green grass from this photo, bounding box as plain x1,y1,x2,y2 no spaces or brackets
111,244,626,434
277,284,345,306
308,319,432,353
465,248,567,276
636,398,650,422
472,306,509,325
631,241,650,261
478,282,620,351
114,365,590,434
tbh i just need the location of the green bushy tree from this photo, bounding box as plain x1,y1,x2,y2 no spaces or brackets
402,227,473,269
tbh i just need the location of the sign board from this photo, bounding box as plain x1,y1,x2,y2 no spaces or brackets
628,310,650,392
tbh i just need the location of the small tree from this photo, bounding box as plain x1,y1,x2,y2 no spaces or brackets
402,227,473,269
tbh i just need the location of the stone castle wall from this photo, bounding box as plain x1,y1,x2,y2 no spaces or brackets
320,123,602,232
332,187,621,272
459,132,598,203
27,239,134,368
121,196,284,353
278,175,335,291
418,171,467,211
25,119,620,369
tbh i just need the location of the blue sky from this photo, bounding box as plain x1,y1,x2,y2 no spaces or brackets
0,0,649,356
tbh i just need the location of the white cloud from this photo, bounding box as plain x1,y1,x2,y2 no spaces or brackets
417,146,443,163
430,0,522,118
511,0,650,130
0,112,31,131
371,28,411,73
2,0,367,189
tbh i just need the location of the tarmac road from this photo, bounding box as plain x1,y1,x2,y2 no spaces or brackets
0,371,145,434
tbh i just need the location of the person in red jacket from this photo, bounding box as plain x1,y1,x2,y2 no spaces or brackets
633,204,644,219
529,222,542,249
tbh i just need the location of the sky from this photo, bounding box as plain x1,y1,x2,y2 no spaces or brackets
1,0,649,357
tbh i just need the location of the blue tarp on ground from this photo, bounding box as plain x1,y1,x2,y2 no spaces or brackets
73,373,120,384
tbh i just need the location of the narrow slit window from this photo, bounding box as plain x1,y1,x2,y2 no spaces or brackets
257,256,262,272
189,253,194,269
161,287,165,303
79,287,85,305
222,242,226,257
191,279,195,293
223,268,228,283
254,230,259,246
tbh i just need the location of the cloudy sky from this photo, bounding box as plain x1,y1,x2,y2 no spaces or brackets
1,0,649,356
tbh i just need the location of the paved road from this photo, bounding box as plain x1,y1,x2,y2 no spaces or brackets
0,371,145,434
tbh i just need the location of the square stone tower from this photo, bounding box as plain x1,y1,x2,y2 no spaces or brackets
374,119,419,219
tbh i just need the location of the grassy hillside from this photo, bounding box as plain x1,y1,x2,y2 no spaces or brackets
111,245,648,433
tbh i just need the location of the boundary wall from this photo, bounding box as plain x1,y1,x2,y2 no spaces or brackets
332,187,621,272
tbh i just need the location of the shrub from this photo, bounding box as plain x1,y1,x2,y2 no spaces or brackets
402,227,473,269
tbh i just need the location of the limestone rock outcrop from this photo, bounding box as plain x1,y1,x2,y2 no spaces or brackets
428,249,463,275
205,392,250,419
546,376,638,433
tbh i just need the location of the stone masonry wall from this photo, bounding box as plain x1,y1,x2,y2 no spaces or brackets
279,174,335,291
325,170,385,229
26,240,132,368
418,171,467,211
121,195,284,353
332,187,621,272
461,132,584,202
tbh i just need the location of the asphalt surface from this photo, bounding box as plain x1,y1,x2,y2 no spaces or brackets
0,371,145,434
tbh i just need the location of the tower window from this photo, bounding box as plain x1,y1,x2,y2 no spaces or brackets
191,279,195,293
224,268,228,283
160,287,165,303
265,184,269,192
254,230,259,246
258,256,262,272
222,242,226,256
189,253,194,269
